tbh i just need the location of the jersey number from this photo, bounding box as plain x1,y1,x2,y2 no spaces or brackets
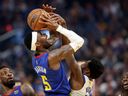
41,75,52,91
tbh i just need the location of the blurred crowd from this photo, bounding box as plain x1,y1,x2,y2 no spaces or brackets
0,0,128,96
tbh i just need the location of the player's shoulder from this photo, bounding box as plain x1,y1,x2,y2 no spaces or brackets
84,75,94,85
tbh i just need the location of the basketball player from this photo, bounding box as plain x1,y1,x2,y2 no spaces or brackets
0,65,36,96
24,13,84,96
65,54,104,96
40,5,104,95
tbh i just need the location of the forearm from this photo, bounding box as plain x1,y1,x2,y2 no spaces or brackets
49,45,74,61
48,45,74,70
66,55,84,90
65,55,83,81
56,25,84,52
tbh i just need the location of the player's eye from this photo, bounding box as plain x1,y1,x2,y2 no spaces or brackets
0,71,6,76
9,71,13,74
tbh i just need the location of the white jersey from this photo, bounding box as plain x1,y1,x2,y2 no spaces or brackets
70,75,94,96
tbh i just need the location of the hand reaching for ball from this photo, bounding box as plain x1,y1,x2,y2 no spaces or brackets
42,4,56,13
39,13,59,32
27,5,66,31
41,4,67,28
49,13,66,28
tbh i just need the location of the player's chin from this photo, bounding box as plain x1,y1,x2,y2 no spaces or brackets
7,80,15,88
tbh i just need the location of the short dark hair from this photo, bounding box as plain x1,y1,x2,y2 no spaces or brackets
24,32,32,50
88,58,104,79
0,65,10,70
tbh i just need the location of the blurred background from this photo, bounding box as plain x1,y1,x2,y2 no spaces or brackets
0,0,128,96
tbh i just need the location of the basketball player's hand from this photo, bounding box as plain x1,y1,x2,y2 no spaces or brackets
42,4,66,27
39,14,59,32
49,13,67,28
122,73,128,90
42,4,56,13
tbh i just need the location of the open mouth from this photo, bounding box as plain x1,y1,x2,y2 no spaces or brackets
8,78,14,81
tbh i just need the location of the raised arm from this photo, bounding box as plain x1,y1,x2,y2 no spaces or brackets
48,26,84,69
40,12,84,53
40,14,84,69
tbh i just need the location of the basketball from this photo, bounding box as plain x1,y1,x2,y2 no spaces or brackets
27,8,49,30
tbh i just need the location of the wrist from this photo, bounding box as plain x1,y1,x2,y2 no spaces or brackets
55,25,59,31
49,24,59,32
56,25,63,33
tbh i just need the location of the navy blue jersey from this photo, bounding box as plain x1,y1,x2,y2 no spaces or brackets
32,52,71,96
3,86,22,96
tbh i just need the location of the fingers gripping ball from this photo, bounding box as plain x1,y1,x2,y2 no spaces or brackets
49,13,66,27
27,8,49,30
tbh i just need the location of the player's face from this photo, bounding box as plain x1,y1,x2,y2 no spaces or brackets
81,61,91,77
0,68,15,88
37,31,60,50
37,32,50,49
